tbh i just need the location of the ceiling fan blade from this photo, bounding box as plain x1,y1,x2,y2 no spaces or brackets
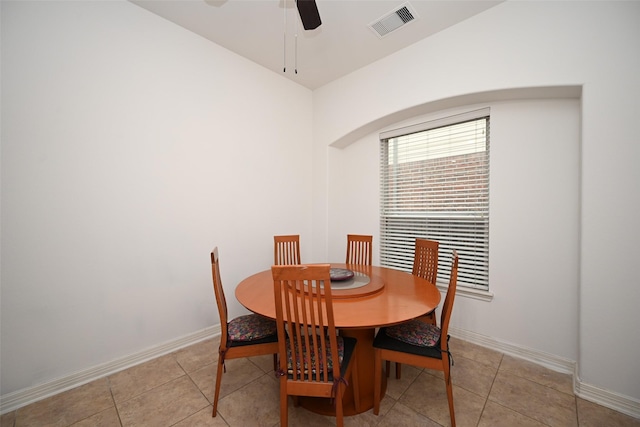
296,0,322,30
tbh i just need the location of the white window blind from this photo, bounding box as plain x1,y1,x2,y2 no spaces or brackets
380,109,490,290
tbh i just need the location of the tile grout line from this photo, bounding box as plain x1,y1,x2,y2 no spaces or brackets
474,352,504,426
106,376,125,427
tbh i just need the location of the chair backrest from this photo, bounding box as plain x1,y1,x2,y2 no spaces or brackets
345,234,373,265
274,235,301,265
412,238,439,283
211,247,229,348
439,251,459,345
271,264,340,383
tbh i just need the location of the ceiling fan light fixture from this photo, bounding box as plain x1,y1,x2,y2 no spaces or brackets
368,2,418,38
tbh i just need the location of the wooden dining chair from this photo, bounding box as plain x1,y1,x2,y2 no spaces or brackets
390,237,440,379
271,264,360,427
210,247,279,417
345,234,373,265
373,251,459,426
274,235,301,265
412,238,439,289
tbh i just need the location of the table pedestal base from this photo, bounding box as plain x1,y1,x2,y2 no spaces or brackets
298,327,387,416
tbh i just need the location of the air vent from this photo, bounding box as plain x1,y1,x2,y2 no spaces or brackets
368,2,418,38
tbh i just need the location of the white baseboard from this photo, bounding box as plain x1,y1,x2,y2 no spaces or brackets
0,325,221,415
449,327,576,374
449,327,640,420
575,373,640,420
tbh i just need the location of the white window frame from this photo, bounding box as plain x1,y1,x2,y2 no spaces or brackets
380,108,491,297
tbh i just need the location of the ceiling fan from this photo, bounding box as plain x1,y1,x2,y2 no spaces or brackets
296,0,321,30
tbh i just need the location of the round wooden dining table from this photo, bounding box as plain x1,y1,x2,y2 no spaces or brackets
235,263,441,416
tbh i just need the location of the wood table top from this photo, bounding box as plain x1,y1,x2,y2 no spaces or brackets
235,263,441,329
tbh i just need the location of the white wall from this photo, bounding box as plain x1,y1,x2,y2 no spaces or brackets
1,1,313,395
314,0,640,404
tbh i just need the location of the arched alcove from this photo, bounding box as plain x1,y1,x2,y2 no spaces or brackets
329,86,581,149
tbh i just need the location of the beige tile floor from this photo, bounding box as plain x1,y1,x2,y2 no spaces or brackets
2,336,639,427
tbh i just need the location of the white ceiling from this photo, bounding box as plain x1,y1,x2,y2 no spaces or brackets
130,0,503,90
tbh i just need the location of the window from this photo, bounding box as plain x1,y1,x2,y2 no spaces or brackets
380,108,490,291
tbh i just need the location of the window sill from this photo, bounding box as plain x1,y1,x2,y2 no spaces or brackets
436,284,494,302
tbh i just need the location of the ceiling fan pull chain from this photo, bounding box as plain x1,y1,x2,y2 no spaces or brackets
283,0,287,72
295,7,299,74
